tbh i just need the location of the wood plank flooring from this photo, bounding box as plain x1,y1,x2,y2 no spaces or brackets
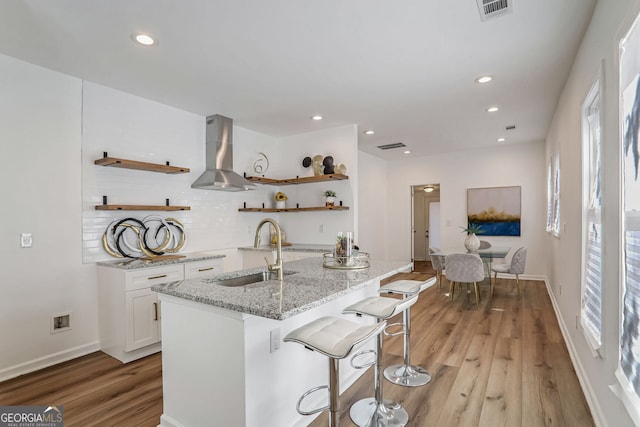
310,271,594,426
0,265,593,427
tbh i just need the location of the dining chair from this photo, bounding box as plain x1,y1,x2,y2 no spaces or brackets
490,246,527,296
444,253,485,306
429,247,446,290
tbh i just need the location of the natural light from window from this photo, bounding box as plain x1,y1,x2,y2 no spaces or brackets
581,75,603,353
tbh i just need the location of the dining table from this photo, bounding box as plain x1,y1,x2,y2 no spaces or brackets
433,246,511,284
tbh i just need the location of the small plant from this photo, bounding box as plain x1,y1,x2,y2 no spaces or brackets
324,190,336,197
460,223,483,235
274,192,288,201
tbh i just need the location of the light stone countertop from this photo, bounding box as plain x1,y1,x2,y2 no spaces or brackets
97,252,226,270
152,257,412,320
237,243,333,253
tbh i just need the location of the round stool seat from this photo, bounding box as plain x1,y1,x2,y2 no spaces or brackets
343,294,417,320
378,280,421,295
284,316,386,359
382,277,436,293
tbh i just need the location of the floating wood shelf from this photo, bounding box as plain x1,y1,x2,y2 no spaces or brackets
95,156,190,174
96,205,191,211
238,206,349,213
246,174,348,185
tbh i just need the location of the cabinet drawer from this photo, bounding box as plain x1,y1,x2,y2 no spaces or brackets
125,265,184,291
185,259,224,279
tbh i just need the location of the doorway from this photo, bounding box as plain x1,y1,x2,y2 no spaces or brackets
411,184,441,262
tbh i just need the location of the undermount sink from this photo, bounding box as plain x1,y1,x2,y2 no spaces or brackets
209,270,294,287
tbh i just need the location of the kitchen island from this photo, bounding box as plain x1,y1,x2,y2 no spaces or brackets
153,257,411,427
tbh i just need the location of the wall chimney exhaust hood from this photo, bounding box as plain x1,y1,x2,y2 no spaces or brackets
191,114,257,191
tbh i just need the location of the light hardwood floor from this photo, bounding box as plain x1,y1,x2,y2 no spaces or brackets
0,271,593,427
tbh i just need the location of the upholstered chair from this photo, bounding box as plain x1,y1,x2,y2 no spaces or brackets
429,247,446,290
444,253,485,306
490,246,527,295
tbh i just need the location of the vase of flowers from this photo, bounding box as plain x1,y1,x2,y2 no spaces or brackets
275,192,287,209
461,224,483,251
324,190,336,206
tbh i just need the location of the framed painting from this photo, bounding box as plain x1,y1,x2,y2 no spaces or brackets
467,186,521,236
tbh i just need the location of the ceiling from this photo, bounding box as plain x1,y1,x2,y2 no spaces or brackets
0,0,596,160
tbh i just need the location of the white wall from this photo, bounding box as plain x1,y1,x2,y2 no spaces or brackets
543,0,640,426
0,57,360,378
0,55,99,378
81,82,277,271
271,125,359,245
357,151,388,260
369,141,546,274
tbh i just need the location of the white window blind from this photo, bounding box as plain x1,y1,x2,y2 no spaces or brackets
617,21,640,421
581,82,602,352
546,160,553,232
547,154,560,236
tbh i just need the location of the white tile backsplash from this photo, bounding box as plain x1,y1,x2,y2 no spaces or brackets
81,82,358,263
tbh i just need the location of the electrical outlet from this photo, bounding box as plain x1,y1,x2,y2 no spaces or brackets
270,328,280,353
51,312,71,334
319,224,324,233
20,233,32,248
559,283,562,296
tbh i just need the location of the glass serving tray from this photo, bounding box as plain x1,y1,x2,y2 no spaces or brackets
322,252,370,270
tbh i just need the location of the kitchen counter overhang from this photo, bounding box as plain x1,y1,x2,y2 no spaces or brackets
152,257,411,320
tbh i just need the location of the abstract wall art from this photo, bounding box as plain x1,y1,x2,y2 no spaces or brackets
467,186,521,236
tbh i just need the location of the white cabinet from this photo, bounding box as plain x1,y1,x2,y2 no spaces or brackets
184,259,224,279
98,258,224,363
282,251,322,262
125,288,160,351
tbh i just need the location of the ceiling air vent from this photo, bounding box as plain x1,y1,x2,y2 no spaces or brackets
477,0,512,22
377,142,407,150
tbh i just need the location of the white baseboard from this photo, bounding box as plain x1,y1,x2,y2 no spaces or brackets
0,341,101,382
542,277,607,427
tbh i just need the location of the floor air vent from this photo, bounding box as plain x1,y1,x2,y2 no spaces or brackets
377,142,407,150
477,0,512,21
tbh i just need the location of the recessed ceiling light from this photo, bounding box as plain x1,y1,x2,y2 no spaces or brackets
311,115,323,121
131,33,157,46
403,150,411,154
497,137,506,142
487,106,499,113
475,75,493,84
364,130,375,135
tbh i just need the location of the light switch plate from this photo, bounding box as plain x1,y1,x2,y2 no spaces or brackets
21,233,33,248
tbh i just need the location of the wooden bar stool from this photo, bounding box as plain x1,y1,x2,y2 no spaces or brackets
342,293,419,426
284,316,387,427
378,277,436,387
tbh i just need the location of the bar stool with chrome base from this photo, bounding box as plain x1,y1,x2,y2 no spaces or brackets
284,316,387,427
378,277,436,387
342,293,419,427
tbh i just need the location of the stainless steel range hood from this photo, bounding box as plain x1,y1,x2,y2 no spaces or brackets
191,114,257,191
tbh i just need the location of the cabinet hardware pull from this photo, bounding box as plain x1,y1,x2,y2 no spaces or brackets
198,267,214,272
153,302,159,321
148,274,168,280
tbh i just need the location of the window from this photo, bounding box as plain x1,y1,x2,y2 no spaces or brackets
615,12,640,425
581,76,602,353
547,153,560,236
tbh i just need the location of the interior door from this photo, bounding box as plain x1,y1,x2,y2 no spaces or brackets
413,189,427,261
429,201,441,249
412,184,441,262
